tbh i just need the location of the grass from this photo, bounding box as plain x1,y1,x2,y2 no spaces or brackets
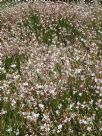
3,54,28,75
0,104,27,136
0,1,102,136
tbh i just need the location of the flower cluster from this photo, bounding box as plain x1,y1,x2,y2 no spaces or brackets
0,1,102,136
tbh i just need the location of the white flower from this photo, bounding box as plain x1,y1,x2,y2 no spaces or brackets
95,78,98,83
58,104,62,109
39,104,44,110
99,128,102,131
6,127,12,132
36,84,43,89
56,110,60,115
58,124,62,130
87,126,91,132
75,68,82,74
79,93,82,96
50,89,55,94
11,99,16,106
99,93,102,97
40,125,45,130
43,114,49,121
32,112,39,119
23,82,28,86
0,0,3,2
0,109,7,115
11,64,16,68
77,101,80,105
69,103,74,109
28,59,32,65
15,129,19,136
26,115,31,120
63,117,69,123
79,119,88,125
90,100,93,104
71,113,76,119
14,75,20,80
0,86,3,90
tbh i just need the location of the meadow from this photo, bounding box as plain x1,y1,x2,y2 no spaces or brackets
0,1,102,136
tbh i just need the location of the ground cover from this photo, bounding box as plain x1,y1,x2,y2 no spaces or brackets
0,2,102,136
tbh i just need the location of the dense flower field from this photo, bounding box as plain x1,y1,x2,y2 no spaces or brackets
0,2,102,136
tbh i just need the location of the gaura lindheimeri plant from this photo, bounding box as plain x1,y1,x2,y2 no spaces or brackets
0,1,102,136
